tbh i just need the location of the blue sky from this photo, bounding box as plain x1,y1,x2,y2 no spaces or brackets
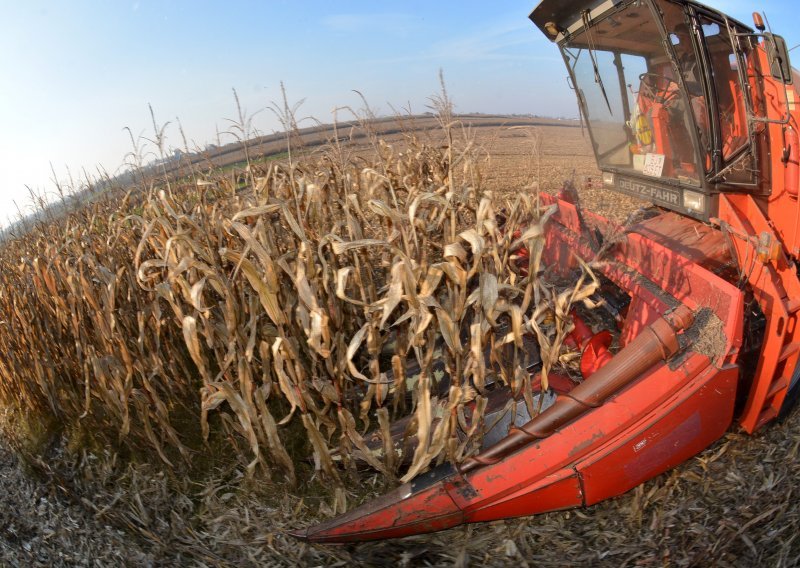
0,1,797,225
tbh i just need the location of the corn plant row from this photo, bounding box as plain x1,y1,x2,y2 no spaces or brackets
0,124,598,487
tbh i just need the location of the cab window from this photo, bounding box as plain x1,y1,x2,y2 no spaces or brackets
659,2,712,171
700,18,749,161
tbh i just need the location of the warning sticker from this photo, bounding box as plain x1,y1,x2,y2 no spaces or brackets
642,153,665,178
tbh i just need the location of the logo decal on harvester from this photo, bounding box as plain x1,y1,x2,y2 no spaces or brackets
617,177,681,207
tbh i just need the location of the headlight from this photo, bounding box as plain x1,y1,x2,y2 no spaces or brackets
683,190,705,212
602,172,615,186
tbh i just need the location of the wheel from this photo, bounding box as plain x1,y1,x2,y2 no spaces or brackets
638,73,680,107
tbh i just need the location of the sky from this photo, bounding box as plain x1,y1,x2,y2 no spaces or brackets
0,0,797,225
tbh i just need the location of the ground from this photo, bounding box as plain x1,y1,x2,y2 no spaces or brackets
0,439,153,566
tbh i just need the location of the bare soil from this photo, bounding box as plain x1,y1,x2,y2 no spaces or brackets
0,439,154,567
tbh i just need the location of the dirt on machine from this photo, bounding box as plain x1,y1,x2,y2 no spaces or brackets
292,0,800,542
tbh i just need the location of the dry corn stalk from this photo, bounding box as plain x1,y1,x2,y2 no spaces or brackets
0,115,600,493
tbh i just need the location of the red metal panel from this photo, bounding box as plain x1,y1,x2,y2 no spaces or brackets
718,194,800,431
449,354,711,513
466,470,583,523
577,365,737,505
302,483,464,543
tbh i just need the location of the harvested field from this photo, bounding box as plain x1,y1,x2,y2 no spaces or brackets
331,117,643,222
0,112,798,567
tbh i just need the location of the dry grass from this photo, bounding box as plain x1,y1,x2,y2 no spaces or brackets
0,97,601,487
1,96,798,566
0,79,607,508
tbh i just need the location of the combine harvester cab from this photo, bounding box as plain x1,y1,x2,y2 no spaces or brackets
292,0,800,543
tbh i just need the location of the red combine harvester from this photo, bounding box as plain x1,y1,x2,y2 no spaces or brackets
292,0,800,542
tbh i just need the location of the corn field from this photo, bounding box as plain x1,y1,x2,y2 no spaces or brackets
0,111,600,493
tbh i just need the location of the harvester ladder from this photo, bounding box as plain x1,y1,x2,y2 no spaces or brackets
718,194,800,432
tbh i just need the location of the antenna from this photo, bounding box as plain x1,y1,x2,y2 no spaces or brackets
762,11,774,35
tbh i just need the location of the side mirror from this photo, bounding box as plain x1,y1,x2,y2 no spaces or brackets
765,33,793,84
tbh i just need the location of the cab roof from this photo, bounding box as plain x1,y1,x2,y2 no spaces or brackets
529,0,753,42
